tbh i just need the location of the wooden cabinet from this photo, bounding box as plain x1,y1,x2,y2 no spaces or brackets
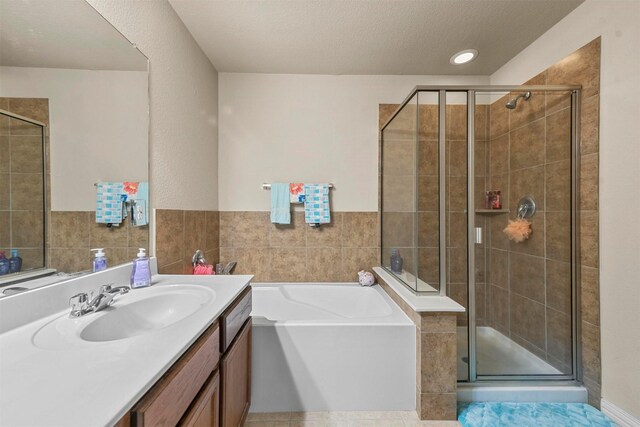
179,372,220,427
131,322,220,427
115,287,252,427
221,320,252,427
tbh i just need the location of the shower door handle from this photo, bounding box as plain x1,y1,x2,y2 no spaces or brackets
474,227,482,245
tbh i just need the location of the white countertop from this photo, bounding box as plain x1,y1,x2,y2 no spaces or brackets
0,273,252,427
374,267,465,313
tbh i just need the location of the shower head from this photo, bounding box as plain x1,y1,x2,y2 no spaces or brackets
505,91,531,109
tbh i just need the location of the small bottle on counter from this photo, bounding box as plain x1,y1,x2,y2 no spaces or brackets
9,249,22,273
91,248,108,272
390,249,404,274
0,252,10,275
130,248,151,289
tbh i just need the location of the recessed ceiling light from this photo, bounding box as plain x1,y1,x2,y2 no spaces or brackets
450,49,478,65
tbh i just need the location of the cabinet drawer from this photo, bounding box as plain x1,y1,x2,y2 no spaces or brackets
221,287,252,352
178,371,220,427
132,322,220,427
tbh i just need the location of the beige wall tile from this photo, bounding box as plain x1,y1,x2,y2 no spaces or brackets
546,260,571,314
383,212,414,248
545,108,571,163
489,95,509,139
545,160,571,212
447,105,467,140
580,95,599,156
49,248,90,273
271,247,306,282
546,307,572,371
270,211,306,248
419,105,439,140
0,136,9,173
580,211,598,268
235,211,270,247
9,117,41,136
306,247,343,282
90,216,129,248
204,210,219,252
128,223,149,250
183,210,206,258
420,314,456,334
0,211,10,247
475,105,489,141
418,211,438,248
235,247,271,281
489,134,509,177
342,247,379,281
510,293,545,350
418,139,438,176
0,173,9,210
306,212,343,248
489,249,508,289
418,247,439,285
384,175,415,211
420,333,457,393
581,266,600,326
219,211,234,247
489,285,509,334
418,392,457,421
50,211,90,248
384,139,416,176
379,104,398,130
17,247,44,270
11,210,43,247
448,140,466,177
155,209,185,268
545,211,571,262
582,321,601,382
10,173,43,211
547,37,600,100
509,165,544,213
580,154,598,211
509,119,545,171
509,253,545,303
8,98,49,125
417,175,439,211
10,136,43,173
508,73,546,130
343,212,378,247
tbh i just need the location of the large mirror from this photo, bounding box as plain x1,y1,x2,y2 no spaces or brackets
0,0,149,286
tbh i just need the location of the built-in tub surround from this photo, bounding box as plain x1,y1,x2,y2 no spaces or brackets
250,282,415,412
374,267,465,421
219,211,380,282
0,261,252,426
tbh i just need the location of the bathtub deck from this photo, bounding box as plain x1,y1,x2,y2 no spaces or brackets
245,411,461,426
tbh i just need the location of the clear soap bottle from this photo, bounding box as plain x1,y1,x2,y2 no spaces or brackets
130,248,151,289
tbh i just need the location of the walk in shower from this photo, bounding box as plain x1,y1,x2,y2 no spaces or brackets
381,86,580,383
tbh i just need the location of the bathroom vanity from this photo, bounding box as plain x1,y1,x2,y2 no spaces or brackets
0,264,253,427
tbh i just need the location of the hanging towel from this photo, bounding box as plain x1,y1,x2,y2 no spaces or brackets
270,183,291,224
125,181,149,226
304,183,331,225
96,182,125,224
289,183,306,203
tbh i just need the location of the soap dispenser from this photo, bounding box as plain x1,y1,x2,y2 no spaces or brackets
0,252,9,275
390,248,404,274
9,249,22,273
91,248,107,272
130,248,151,289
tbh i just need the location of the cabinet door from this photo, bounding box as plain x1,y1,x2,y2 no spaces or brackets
221,320,251,427
179,371,220,427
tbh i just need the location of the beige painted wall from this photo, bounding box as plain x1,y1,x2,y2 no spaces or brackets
491,0,640,418
218,73,488,212
87,0,219,213
0,66,148,211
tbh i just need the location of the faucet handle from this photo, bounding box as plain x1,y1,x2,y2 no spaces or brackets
100,284,114,293
69,293,88,315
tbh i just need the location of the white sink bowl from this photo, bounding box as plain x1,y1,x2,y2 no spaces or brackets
33,285,215,349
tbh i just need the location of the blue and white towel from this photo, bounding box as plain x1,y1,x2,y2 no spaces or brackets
95,182,125,224
303,183,331,225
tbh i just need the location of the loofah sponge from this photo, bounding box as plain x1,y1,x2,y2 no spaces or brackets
503,218,532,243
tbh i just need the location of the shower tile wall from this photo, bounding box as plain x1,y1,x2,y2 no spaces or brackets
0,97,48,271
485,38,601,405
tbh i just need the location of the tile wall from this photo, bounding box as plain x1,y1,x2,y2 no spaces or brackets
155,209,219,274
218,211,379,282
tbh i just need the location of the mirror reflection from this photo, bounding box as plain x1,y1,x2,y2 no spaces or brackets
0,0,149,283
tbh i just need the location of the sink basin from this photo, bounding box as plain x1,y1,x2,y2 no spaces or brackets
33,285,215,349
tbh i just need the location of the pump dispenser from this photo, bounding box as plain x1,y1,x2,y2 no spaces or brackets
91,248,107,272
130,248,151,289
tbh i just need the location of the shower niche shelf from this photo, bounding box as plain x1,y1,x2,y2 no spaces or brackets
475,209,510,214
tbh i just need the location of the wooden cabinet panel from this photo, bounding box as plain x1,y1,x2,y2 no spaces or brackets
132,322,220,427
179,371,220,427
221,288,252,352
221,320,252,427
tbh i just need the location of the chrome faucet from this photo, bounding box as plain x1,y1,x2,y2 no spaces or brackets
69,284,130,317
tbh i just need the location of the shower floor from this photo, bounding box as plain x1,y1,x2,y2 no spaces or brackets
457,327,561,380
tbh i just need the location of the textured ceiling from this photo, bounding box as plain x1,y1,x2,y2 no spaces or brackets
0,0,147,71
169,0,583,75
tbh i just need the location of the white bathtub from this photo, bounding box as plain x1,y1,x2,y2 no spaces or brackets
250,283,415,412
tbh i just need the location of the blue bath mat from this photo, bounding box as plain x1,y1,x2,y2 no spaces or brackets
458,402,616,427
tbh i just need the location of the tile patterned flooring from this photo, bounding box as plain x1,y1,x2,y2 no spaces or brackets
244,411,461,426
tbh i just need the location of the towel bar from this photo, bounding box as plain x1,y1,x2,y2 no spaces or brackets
262,183,334,189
